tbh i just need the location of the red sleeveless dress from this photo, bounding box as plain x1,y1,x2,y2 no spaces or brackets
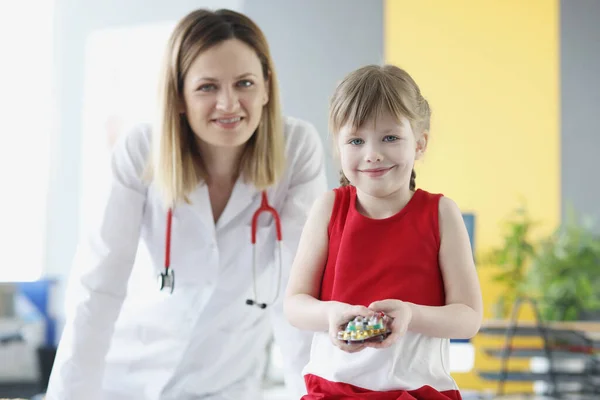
302,185,461,400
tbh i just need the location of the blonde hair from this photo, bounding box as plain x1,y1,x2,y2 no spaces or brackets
151,9,285,207
329,64,431,189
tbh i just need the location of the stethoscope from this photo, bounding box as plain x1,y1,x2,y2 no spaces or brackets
157,190,283,309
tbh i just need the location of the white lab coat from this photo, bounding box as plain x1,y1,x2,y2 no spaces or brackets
46,116,327,400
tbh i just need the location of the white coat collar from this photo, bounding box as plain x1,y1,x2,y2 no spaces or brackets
185,178,261,235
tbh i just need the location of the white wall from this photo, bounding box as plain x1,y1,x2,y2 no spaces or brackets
560,0,600,229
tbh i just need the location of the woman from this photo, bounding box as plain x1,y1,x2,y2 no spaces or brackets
47,8,327,400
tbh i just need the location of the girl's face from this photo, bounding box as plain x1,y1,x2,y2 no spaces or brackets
338,112,426,198
181,38,269,150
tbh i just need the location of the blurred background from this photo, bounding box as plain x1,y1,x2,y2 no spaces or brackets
0,0,599,399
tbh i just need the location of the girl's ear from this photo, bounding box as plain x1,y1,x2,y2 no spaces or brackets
415,132,428,160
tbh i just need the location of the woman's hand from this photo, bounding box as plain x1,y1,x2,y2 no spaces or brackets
327,301,373,353
367,299,412,348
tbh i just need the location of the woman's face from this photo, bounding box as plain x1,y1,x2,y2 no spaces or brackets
182,38,269,150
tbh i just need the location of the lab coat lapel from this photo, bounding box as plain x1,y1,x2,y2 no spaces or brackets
216,179,259,230
186,184,217,239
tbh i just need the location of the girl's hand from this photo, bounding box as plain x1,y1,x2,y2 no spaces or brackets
367,299,412,348
327,301,373,353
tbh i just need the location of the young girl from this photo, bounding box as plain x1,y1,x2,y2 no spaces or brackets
284,65,483,399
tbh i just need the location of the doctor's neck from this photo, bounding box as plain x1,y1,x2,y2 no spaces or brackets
197,140,245,185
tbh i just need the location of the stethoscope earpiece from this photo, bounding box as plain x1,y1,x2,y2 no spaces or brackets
246,299,268,309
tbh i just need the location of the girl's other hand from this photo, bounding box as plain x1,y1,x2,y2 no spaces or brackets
367,299,412,348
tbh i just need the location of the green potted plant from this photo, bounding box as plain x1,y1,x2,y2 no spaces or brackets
526,208,600,321
481,205,537,319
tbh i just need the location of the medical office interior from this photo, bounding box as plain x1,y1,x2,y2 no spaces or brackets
1,0,600,399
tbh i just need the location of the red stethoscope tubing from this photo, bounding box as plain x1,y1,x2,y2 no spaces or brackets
164,208,173,270
252,191,283,243
162,191,282,304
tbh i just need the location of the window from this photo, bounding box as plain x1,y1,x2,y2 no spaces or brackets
80,22,174,229
80,22,175,292
0,1,54,281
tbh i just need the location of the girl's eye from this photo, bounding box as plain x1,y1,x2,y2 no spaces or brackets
198,83,217,92
349,138,364,145
383,135,400,142
237,79,254,88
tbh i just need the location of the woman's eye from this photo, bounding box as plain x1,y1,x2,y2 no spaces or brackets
349,138,364,145
383,135,400,142
198,83,217,92
237,79,254,88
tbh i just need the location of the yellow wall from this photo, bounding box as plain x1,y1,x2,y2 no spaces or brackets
385,0,559,391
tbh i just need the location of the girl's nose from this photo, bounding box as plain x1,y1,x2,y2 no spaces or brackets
365,150,383,163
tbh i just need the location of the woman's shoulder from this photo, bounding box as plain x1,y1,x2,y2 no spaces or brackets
275,115,327,194
282,115,322,152
115,123,152,157
111,123,153,185
281,116,324,173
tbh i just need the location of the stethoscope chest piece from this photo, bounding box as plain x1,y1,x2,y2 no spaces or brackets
158,269,175,294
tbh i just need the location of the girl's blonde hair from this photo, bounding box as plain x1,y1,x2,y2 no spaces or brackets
329,64,431,189
151,9,285,207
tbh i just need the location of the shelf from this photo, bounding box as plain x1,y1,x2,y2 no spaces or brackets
478,371,600,383
477,297,600,397
484,348,598,360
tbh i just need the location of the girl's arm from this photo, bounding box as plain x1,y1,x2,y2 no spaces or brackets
46,125,150,399
284,190,337,332
285,189,370,335
407,196,483,339
371,196,483,341
286,188,384,355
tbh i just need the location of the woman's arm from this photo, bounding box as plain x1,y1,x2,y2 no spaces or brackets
46,126,150,400
266,118,328,398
